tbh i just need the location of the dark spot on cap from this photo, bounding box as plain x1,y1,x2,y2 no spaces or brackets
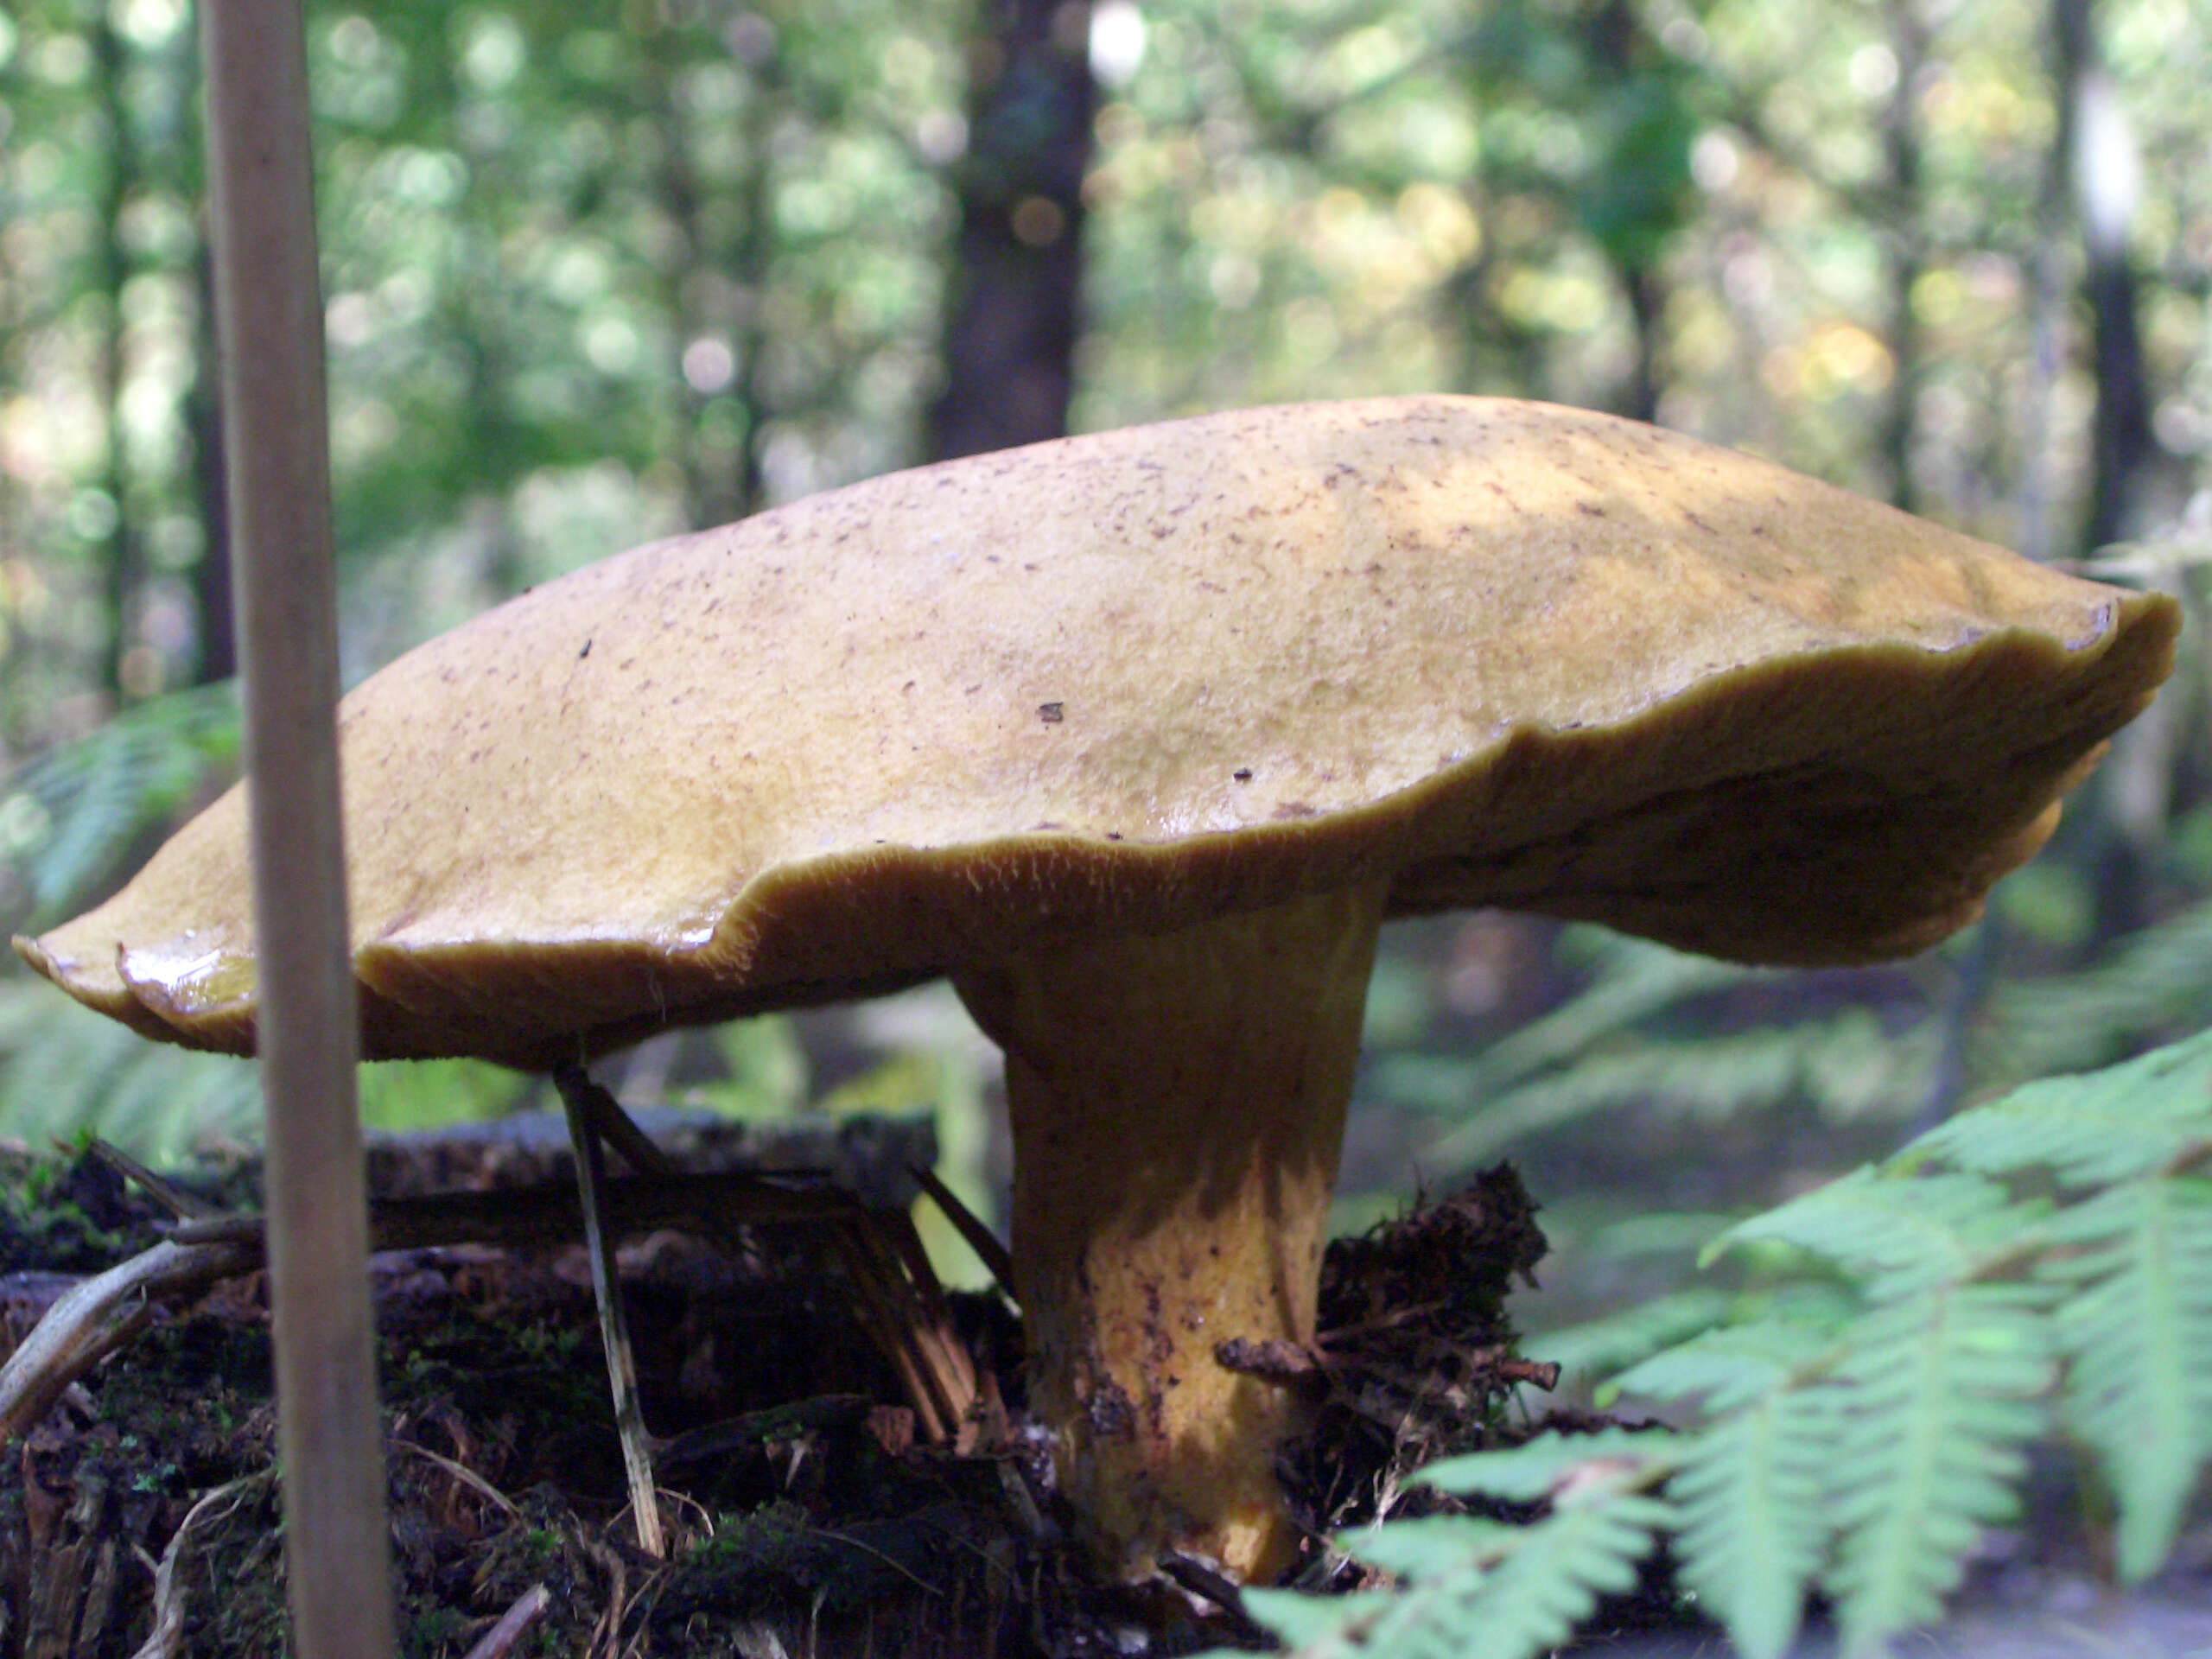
1039,702,1065,723
1232,768,1253,782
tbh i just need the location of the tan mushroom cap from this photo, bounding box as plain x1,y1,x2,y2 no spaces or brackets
18,396,2179,1067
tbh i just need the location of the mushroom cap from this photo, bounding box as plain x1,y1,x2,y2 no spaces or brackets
19,397,2178,1068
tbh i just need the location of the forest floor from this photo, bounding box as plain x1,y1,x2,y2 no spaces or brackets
0,1117,2206,1659
0,1119,1618,1659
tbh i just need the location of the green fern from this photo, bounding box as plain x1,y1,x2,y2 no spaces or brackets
1981,897,2212,1081
0,682,241,931
1231,1027,2212,1659
2039,1176,2212,1578
0,981,262,1160
1819,1283,2056,1651
1709,1166,2039,1301
1911,1032,2212,1185
1419,1014,1941,1168
1378,924,1950,1168
1345,1495,1678,1659
1666,1393,1833,1659
1524,1284,1737,1385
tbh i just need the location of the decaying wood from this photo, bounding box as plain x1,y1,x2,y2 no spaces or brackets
2,1154,963,1449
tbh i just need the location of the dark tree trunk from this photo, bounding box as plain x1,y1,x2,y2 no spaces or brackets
927,0,1096,461
189,242,238,686
1620,264,1664,425
2048,0,2166,945
2052,0,2158,551
1878,0,1929,513
1586,0,1675,426
93,12,142,702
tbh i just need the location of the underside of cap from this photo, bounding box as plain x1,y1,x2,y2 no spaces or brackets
16,397,2180,1068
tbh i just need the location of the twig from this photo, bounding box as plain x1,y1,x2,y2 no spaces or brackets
554,1063,678,1179
556,1074,665,1560
393,1439,522,1522
548,1064,988,1452
458,1585,550,1659
806,1524,942,1598
1156,1548,1265,1637
907,1162,1015,1294
0,1239,261,1440
80,1140,219,1222
128,1474,271,1659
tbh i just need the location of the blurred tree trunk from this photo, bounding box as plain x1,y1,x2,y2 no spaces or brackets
1877,0,1929,512
183,6,237,700
188,251,238,686
1589,0,1666,424
927,0,1096,460
2049,0,2167,944
93,10,142,703
645,10,771,527
2052,0,2157,552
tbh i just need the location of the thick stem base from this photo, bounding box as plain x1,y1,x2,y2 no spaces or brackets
954,882,1386,1581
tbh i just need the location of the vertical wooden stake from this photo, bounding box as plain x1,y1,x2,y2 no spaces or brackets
197,1,398,1655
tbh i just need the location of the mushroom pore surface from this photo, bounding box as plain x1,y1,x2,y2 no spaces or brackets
17,396,2181,1580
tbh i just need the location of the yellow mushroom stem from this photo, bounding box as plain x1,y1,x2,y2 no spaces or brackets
952,880,1389,1582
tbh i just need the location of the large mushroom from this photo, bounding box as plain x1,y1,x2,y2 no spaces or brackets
18,397,2178,1580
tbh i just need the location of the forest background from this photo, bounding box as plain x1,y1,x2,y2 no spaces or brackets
0,0,2209,1357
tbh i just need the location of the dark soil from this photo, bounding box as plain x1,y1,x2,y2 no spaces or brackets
0,1125,1627,1659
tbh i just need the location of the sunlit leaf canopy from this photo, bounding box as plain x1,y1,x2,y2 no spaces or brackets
2,0,2208,748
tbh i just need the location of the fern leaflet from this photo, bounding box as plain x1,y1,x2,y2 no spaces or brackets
2,682,240,929
1708,1166,2035,1301
1668,1395,1832,1659
1344,1495,1676,1659
1822,1283,2057,1656
1912,1025,2212,1187
2039,1174,2212,1579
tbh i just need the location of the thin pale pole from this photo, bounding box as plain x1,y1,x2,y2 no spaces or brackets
197,1,398,1655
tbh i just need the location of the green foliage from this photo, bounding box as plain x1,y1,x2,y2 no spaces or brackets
1981,895,2212,1083
1375,925,1943,1171
0,682,239,931
0,980,261,1160
1243,1493,1676,1659
356,1055,531,1133
1232,1027,2212,1659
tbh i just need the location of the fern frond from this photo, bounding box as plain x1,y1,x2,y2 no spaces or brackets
1345,1495,1675,1659
0,982,260,1160
1910,1025,2212,1188
2039,1174,2212,1579
1610,1315,1840,1412
1263,1030,2212,1659
1707,1166,2037,1301
1985,901,2212,1079
1669,1394,1833,1659
1464,931,1757,1093
1823,1284,2057,1656
1231,1587,1396,1656
1423,1015,1936,1168
1527,1286,1737,1386
1414,1425,1682,1502
2,682,240,929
